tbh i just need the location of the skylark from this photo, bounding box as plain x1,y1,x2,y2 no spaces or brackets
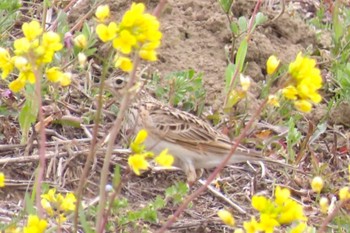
105,76,285,182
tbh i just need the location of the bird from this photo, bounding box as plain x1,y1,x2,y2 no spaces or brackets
104,76,287,183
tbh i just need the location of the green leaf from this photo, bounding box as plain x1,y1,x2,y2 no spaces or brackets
153,196,166,209
53,118,81,128
19,87,38,144
79,205,94,233
24,192,36,215
235,38,248,72
332,1,343,45
230,22,239,35
113,198,128,209
253,12,268,30
225,63,235,92
218,0,233,13
238,16,248,32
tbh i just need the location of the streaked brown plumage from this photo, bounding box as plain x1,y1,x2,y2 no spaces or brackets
105,76,286,182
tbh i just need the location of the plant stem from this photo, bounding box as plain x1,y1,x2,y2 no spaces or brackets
224,0,262,106
73,50,114,231
95,56,140,232
33,67,45,217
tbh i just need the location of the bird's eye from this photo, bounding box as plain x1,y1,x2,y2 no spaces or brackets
115,78,124,86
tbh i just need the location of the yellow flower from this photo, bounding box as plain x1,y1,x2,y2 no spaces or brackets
319,197,329,214
239,74,251,91
244,217,259,233
290,222,307,233
258,214,280,233
42,32,63,52
59,72,72,86
289,53,318,81
45,68,71,86
282,52,323,112
95,5,110,22
13,56,28,70
41,188,57,202
134,129,148,144
9,76,26,92
282,85,298,100
267,94,280,107
96,22,117,42
18,70,36,84
128,153,149,175
139,49,157,61
121,3,145,27
46,68,60,83
41,198,54,216
155,149,174,167
130,129,147,153
0,48,14,79
96,2,162,65
0,172,5,187
217,209,235,226
278,199,306,224
41,189,76,224
266,55,280,75
113,30,137,54
22,21,43,41
13,37,31,55
311,176,324,193
252,195,270,212
60,192,76,211
275,186,291,205
294,99,312,113
339,187,350,201
115,56,133,72
74,34,87,49
23,215,47,233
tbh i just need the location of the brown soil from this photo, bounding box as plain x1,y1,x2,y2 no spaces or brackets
1,0,349,232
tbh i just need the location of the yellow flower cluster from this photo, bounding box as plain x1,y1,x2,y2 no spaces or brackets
95,3,162,72
283,52,322,112
128,129,174,175
41,188,77,224
23,215,47,233
243,186,307,233
0,20,70,92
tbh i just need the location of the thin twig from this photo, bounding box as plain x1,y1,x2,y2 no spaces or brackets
73,48,114,232
95,56,140,232
198,179,246,214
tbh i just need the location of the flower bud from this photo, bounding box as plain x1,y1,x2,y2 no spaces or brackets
266,55,280,75
311,176,324,193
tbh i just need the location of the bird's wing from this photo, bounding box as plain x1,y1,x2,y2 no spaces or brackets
140,102,234,155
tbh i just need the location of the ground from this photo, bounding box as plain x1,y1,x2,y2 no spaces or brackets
0,0,349,232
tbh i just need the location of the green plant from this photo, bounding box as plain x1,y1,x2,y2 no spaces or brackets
151,69,206,115
0,0,21,42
